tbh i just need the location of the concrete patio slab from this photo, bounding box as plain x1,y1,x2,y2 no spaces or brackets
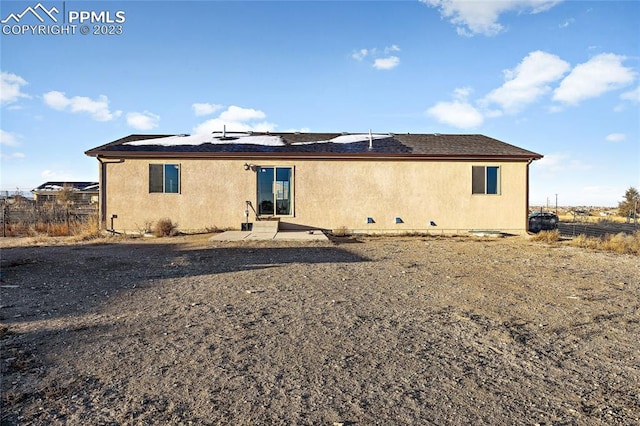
274,230,327,241
210,230,328,242
245,232,277,240
209,231,251,241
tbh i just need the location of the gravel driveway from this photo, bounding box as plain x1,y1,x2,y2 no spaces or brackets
1,234,639,425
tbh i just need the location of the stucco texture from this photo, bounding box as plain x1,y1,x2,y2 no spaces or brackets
101,158,530,234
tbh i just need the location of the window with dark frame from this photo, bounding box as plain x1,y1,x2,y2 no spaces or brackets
472,165,500,195
257,166,292,216
149,164,180,194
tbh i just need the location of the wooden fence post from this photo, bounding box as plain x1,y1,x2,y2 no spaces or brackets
2,204,7,238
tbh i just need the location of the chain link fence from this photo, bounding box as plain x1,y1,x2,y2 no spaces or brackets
558,221,639,238
1,201,98,237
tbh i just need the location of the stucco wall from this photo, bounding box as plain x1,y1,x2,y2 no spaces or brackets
101,157,530,234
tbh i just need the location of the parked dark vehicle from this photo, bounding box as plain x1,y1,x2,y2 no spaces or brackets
528,212,559,233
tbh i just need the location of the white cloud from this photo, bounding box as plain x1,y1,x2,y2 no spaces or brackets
43,91,69,110
553,53,637,105
1,71,30,105
0,129,21,147
352,45,401,70
534,152,591,175
0,152,27,161
580,185,626,207
453,86,473,100
426,100,484,128
373,56,400,70
620,86,640,103
193,105,276,134
0,125,24,161
352,48,369,61
41,169,73,181
483,51,570,113
534,153,564,173
559,18,574,28
219,105,266,122
421,0,562,36
192,102,223,116
605,133,626,143
384,45,401,53
126,111,160,130
0,152,25,161
43,91,122,121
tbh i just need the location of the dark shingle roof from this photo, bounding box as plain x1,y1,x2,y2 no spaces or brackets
32,181,99,192
85,133,542,160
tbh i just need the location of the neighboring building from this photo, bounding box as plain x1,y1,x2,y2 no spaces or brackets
85,132,542,234
31,182,99,204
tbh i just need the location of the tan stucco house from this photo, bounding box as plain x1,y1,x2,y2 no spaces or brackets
85,132,542,235
31,181,99,204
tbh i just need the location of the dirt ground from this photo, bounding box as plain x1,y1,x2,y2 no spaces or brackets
1,233,638,425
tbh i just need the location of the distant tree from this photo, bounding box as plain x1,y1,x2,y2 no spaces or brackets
57,185,75,205
618,187,640,218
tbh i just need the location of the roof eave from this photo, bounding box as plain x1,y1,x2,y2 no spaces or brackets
87,150,542,161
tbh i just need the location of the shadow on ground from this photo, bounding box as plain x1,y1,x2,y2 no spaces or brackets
0,241,369,325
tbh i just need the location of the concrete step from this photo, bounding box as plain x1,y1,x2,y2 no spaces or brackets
251,220,279,233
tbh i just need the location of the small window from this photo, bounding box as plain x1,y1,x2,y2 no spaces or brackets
149,164,180,193
472,166,500,195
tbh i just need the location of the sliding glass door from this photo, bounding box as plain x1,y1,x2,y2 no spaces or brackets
257,166,292,216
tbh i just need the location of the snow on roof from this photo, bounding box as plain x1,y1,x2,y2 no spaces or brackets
42,184,66,191
124,133,285,147
122,133,391,147
33,182,99,192
288,133,391,145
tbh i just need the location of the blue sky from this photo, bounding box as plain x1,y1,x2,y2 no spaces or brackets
1,0,638,207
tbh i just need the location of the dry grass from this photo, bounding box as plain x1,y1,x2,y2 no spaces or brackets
530,229,640,255
2,206,100,238
558,214,629,224
529,229,560,243
570,231,640,255
2,218,100,238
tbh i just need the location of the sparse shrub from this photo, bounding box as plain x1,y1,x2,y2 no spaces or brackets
570,234,598,250
154,218,178,237
332,226,349,237
136,220,154,235
71,213,102,241
530,229,560,243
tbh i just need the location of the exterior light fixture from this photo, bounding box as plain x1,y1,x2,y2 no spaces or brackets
244,163,250,171
367,217,375,224
395,217,404,224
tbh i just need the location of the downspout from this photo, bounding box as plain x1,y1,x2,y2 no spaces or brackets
97,157,124,231
525,158,533,233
